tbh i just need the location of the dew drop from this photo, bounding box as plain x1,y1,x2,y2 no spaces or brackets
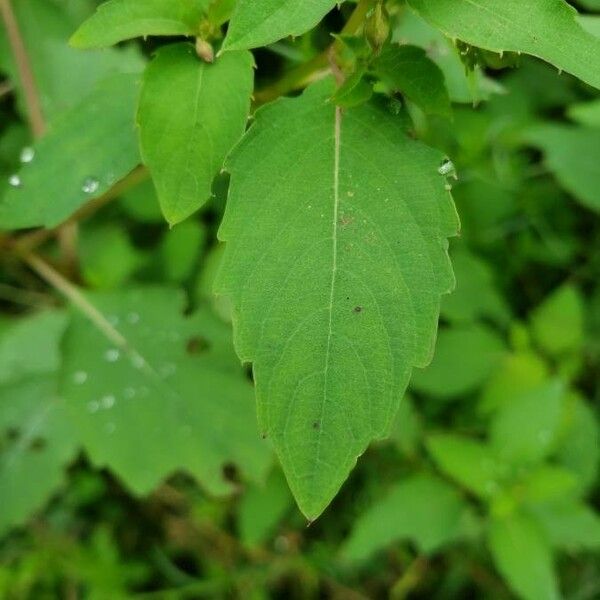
438,159,456,178
126,312,140,324
105,348,120,362
537,429,551,444
160,363,177,378
88,400,100,413
124,387,136,399
107,314,120,326
8,174,22,188
105,422,116,434
82,176,100,194
20,147,35,164
73,371,88,384
101,395,116,409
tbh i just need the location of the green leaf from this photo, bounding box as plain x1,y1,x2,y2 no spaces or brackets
392,8,503,104
80,225,145,290
488,513,559,600
0,310,74,535
0,74,141,230
567,99,600,127
222,0,337,51
408,0,600,90
0,0,144,121
0,376,77,536
341,473,477,562
215,78,458,519
389,395,422,458
138,44,254,225
490,381,565,466
555,395,600,493
523,125,600,213
0,311,67,385
479,351,549,415
70,0,208,48
410,324,506,400
533,501,600,550
374,44,451,117
158,221,207,283
427,434,507,499
529,284,585,356
61,288,271,496
238,467,292,548
441,244,510,325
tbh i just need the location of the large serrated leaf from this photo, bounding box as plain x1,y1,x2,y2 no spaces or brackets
222,0,338,51
215,78,458,519
0,310,75,536
408,0,600,90
138,44,254,225
60,288,271,496
0,74,140,230
70,0,209,48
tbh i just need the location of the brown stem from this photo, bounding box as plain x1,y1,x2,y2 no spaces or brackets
22,251,128,349
0,0,45,137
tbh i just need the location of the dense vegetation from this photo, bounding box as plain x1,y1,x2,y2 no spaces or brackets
0,0,599,598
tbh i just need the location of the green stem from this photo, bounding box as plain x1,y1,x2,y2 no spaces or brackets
254,0,374,104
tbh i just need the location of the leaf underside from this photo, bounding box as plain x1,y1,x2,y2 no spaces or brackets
408,0,600,90
215,78,458,519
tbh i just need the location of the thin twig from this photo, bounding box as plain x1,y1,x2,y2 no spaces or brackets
22,251,128,349
0,79,13,98
254,0,374,104
0,0,45,136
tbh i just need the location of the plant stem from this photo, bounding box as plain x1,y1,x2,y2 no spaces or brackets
254,0,374,104
0,0,45,137
22,251,128,349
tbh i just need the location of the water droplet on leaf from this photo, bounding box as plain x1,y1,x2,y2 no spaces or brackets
20,147,35,164
105,348,120,362
73,371,88,384
8,174,22,188
82,177,100,194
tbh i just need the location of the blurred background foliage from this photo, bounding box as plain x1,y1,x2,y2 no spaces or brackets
0,0,599,598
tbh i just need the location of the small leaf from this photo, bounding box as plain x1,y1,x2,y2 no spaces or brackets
374,44,451,117
490,381,565,466
408,0,600,90
529,283,585,356
215,78,458,519
222,0,338,51
61,288,271,496
0,310,74,535
410,324,506,400
533,501,600,550
441,244,510,325
0,376,77,536
427,434,507,499
138,44,254,225
238,467,292,548
341,473,477,562
70,0,208,48
488,513,560,600
0,74,141,229
0,311,67,385
523,125,600,213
